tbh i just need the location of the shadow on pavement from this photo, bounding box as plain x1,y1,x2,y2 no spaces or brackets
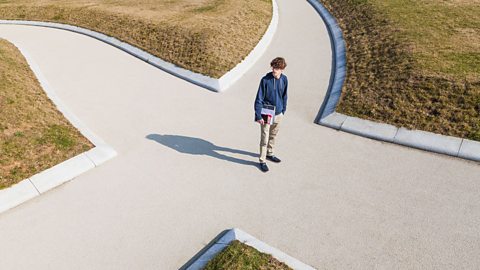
146,134,259,168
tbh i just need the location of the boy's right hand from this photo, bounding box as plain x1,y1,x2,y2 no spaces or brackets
257,119,265,125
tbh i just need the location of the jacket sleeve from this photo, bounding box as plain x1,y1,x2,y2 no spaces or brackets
282,77,288,114
254,79,265,121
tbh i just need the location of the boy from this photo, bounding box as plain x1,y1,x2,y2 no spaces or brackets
254,57,288,172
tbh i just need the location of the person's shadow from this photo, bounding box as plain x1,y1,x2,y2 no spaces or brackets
146,134,259,168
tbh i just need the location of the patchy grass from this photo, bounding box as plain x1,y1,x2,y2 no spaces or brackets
0,39,93,190
367,0,480,81
203,240,293,270
0,0,272,78
318,0,480,141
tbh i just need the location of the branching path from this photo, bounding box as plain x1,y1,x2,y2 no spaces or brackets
0,0,478,269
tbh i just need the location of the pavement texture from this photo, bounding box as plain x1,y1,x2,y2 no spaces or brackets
0,0,479,269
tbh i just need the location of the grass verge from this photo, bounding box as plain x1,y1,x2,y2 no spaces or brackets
203,240,293,270
0,39,93,190
318,0,480,141
0,0,272,78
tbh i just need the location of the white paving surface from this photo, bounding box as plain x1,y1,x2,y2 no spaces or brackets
0,1,479,269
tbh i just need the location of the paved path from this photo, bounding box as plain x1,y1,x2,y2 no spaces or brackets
0,1,479,269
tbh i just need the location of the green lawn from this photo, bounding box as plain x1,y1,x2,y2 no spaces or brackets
0,39,93,189
0,0,272,78
203,240,292,270
319,0,480,140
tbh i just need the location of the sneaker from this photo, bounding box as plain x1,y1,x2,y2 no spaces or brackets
259,162,269,172
266,155,281,163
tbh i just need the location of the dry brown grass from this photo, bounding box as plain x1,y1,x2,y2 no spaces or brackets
0,0,272,78
0,39,93,190
318,0,480,141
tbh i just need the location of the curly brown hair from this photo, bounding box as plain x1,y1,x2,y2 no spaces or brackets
270,57,287,69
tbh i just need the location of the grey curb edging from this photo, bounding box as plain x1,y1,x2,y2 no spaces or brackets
182,228,316,270
308,0,480,163
0,0,278,92
0,44,117,214
321,113,480,161
306,0,347,122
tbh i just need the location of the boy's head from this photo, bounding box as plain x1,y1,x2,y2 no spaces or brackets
271,57,287,70
270,57,287,78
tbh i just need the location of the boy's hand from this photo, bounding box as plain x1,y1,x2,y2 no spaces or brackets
257,119,265,125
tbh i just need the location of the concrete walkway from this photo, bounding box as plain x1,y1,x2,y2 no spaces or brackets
0,0,479,269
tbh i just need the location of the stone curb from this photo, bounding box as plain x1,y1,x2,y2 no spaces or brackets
321,113,480,162
341,116,398,143
0,44,117,214
458,139,480,161
0,0,278,92
30,153,95,194
183,228,316,270
394,127,463,157
0,146,116,214
306,0,347,122
308,0,480,163
0,180,39,214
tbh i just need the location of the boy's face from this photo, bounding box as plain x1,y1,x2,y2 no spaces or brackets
272,67,283,78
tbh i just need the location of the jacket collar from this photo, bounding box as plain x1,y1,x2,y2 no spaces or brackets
267,72,282,80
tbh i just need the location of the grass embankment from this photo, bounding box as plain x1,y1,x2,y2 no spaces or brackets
0,39,93,189
203,240,292,270
0,0,272,78
319,0,480,140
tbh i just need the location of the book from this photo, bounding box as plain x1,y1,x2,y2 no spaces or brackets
261,104,275,125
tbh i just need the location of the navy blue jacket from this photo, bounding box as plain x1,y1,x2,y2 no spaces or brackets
254,72,288,121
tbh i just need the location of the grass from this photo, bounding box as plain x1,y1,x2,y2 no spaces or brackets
202,240,293,270
0,39,93,190
0,0,272,78
318,0,480,141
